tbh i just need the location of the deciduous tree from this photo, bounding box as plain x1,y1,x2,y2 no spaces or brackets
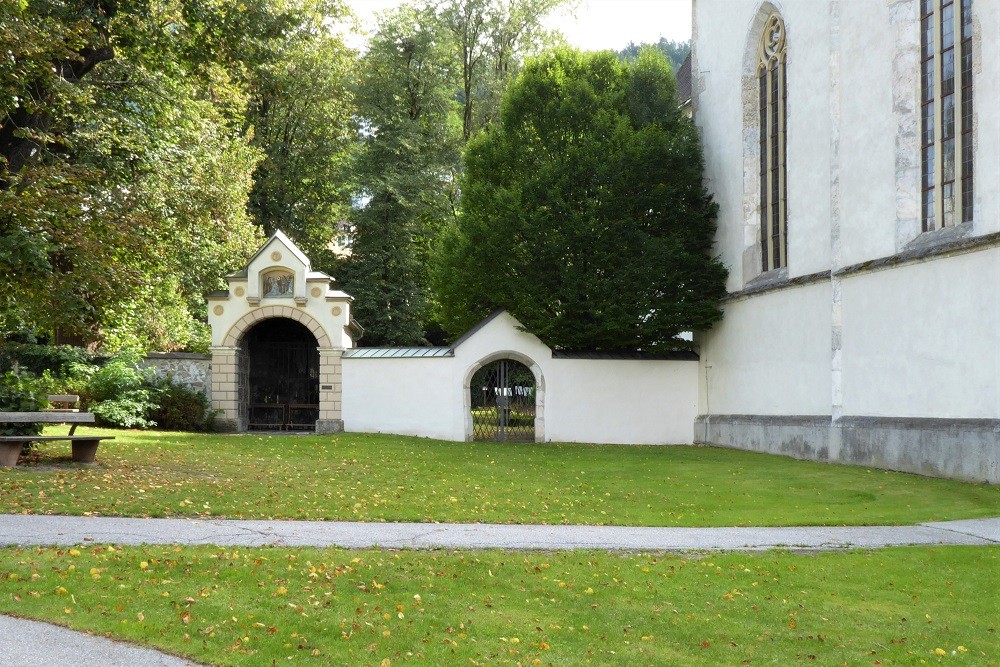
342,4,463,346
436,0,570,139
0,0,310,350
247,0,357,270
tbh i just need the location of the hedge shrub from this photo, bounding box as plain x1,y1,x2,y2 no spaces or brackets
0,371,52,437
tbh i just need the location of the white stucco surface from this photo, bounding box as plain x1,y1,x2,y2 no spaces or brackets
694,0,1000,420
692,0,1000,481
837,0,899,265
207,232,353,351
783,3,832,277
342,357,463,441
972,0,1000,236
697,282,833,416
343,311,699,445
695,0,998,273
840,249,1000,419
545,359,698,445
695,0,836,289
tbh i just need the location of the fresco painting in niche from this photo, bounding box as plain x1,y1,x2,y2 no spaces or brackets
263,271,294,297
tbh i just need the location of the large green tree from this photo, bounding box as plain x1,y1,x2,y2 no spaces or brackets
437,0,570,140
341,4,463,347
435,48,727,351
341,0,568,346
0,0,343,351
247,0,357,269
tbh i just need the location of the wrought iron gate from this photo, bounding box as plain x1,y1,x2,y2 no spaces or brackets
236,346,250,431
471,359,535,442
242,319,319,431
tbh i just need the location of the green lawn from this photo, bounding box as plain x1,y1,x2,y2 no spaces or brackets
0,544,996,666
1,429,997,526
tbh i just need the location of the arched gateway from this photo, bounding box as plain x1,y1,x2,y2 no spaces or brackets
206,231,362,433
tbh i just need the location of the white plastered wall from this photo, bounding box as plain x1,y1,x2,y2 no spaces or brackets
697,281,833,416
694,0,833,291
545,359,698,445
694,0,1000,420
836,0,899,265
207,233,353,351
840,249,1000,419
343,311,699,444
972,0,1000,236
342,357,464,441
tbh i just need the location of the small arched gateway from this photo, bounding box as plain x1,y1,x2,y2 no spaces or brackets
467,354,541,442
206,231,362,433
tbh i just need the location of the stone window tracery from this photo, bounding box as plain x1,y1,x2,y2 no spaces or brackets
921,0,973,231
758,13,787,272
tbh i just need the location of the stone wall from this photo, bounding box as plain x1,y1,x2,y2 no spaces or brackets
695,415,1000,484
343,311,700,445
142,352,212,401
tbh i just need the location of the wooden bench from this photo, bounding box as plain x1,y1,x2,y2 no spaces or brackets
46,394,81,413
0,411,113,467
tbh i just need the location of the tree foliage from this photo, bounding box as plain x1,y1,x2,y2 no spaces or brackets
0,0,357,351
247,0,358,269
341,4,463,346
341,0,568,346
0,1,714,355
618,37,690,72
435,48,726,351
436,0,571,140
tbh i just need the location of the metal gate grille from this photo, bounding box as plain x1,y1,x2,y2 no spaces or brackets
236,346,250,431
471,360,535,442
242,319,319,431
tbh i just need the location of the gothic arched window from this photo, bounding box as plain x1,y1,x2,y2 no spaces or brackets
758,13,787,272
921,0,973,231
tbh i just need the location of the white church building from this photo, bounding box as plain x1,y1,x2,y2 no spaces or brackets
690,0,999,482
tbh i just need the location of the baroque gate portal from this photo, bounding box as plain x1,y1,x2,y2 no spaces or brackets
470,359,536,442
207,230,357,434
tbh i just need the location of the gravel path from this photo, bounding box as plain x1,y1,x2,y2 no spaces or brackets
1,514,997,551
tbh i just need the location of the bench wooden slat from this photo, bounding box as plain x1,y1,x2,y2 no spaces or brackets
0,412,95,423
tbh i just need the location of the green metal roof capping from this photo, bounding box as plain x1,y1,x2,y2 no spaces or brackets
343,347,454,359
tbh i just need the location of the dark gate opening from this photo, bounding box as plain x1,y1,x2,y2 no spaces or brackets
471,359,536,442
240,318,319,431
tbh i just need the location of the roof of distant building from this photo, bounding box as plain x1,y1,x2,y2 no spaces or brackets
676,51,692,107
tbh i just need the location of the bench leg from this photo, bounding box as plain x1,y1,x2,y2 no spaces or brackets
71,439,100,464
0,442,22,467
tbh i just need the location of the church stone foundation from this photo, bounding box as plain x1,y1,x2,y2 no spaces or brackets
694,415,831,462
695,414,1000,484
